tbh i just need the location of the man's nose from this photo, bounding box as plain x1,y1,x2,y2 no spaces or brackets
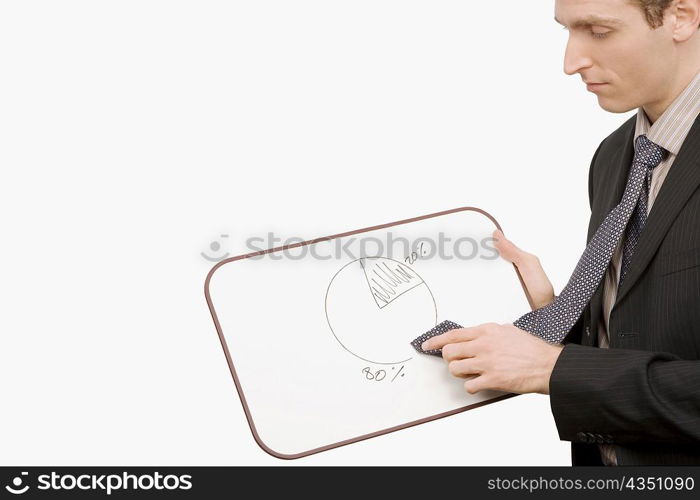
563,37,593,76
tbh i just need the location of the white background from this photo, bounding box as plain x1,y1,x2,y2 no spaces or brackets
0,0,632,465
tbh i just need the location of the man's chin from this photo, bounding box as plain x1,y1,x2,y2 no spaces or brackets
596,97,637,114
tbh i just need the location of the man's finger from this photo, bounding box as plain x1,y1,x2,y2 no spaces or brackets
448,358,482,378
441,341,478,362
464,375,490,394
421,324,489,351
493,229,522,263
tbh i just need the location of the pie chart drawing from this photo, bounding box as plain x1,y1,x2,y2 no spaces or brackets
324,256,438,365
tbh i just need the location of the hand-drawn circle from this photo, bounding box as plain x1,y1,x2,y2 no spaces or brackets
324,256,437,365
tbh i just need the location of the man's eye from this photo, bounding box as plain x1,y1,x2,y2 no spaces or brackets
560,24,611,38
591,29,611,39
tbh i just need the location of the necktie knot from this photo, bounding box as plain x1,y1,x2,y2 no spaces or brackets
635,134,668,170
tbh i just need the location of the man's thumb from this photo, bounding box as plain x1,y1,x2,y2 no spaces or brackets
493,229,524,263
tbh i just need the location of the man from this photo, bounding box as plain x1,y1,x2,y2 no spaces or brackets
421,0,700,465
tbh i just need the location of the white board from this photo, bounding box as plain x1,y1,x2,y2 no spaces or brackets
205,207,532,458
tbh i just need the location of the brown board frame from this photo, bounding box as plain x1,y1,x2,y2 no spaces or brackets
204,206,533,459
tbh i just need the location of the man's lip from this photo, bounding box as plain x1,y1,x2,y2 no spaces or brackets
586,82,608,92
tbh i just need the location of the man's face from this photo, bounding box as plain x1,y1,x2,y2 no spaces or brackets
555,0,677,114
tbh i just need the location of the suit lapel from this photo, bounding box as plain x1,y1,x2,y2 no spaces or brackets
587,120,636,343
613,113,700,308
589,124,637,240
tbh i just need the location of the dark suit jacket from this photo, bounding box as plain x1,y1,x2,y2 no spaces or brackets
549,112,700,465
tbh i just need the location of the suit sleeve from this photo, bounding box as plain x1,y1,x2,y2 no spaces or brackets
549,343,700,445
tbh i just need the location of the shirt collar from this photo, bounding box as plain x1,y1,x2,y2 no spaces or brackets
634,68,700,156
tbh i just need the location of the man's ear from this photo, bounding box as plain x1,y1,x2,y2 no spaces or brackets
670,0,700,41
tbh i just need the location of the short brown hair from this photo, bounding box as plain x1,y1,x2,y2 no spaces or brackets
633,0,700,29
633,0,674,29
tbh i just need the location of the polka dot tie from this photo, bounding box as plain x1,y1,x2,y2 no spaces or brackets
619,148,657,286
513,135,668,343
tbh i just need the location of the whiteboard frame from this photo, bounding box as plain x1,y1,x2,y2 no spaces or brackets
204,206,533,460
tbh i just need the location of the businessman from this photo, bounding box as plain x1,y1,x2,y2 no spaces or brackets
421,0,700,465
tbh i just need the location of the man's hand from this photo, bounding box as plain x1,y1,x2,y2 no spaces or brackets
493,229,555,310
421,322,564,395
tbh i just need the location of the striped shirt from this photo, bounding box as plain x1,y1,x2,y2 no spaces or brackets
597,68,700,465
